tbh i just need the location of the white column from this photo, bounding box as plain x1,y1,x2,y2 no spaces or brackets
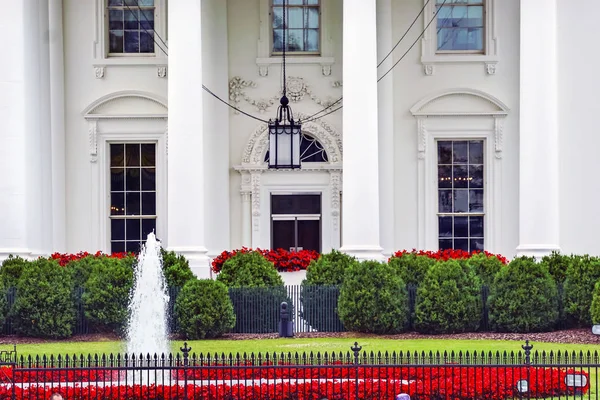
377,0,395,258
241,192,252,247
516,0,560,257
49,0,66,252
340,0,384,261
167,0,210,276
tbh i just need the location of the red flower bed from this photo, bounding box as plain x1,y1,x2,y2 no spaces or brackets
49,251,135,267
211,248,319,273
391,249,509,265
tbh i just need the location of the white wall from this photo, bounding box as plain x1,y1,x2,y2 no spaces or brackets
557,2,600,255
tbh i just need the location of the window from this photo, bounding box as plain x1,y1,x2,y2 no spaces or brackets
437,140,484,252
272,0,320,54
271,194,321,252
107,0,155,55
109,143,157,253
436,0,484,52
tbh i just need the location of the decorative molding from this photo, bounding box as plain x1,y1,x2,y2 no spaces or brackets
251,172,262,232
82,90,168,116
229,75,342,114
486,62,498,75
493,116,505,158
410,88,510,117
88,121,98,163
157,66,167,78
164,118,169,156
329,171,341,231
94,66,105,79
258,65,269,77
322,65,332,76
240,112,343,166
417,117,427,159
424,64,435,76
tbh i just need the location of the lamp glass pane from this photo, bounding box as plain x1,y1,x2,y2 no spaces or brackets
292,127,301,166
277,128,292,166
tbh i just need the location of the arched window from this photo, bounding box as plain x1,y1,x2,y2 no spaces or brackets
264,133,329,164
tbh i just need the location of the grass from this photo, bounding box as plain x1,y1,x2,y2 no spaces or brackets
1,337,598,359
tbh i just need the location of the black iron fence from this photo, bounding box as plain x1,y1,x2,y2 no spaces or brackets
0,284,568,336
0,342,597,399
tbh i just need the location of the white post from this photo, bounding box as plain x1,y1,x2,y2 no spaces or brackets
49,0,66,253
377,0,395,258
340,0,384,261
517,0,559,257
167,0,210,276
516,0,560,258
241,192,252,247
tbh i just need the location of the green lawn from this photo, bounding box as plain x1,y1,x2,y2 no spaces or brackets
1,337,598,359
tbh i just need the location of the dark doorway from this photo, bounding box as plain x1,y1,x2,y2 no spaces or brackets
271,194,321,252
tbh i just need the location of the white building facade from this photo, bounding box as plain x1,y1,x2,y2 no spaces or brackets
0,0,596,277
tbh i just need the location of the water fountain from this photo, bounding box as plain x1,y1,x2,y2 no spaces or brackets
126,232,170,359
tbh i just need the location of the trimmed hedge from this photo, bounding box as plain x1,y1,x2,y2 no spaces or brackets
388,253,435,287
161,249,195,288
338,260,409,334
563,255,600,327
488,256,559,333
591,280,600,325
174,279,235,339
415,259,481,334
216,251,284,288
466,253,504,287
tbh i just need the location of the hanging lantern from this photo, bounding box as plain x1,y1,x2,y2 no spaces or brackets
268,95,302,169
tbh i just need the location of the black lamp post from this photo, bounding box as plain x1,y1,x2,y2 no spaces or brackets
268,0,301,169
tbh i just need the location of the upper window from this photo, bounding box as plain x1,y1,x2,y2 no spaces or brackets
436,0,484,53
437,140,484,252
272,0,320,54
107,0,155,55
110,143,157,253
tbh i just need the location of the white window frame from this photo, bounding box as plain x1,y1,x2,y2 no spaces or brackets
93,0,168,76
256,0,334,77
420,0,498,75
410,89,508,253
271,0,321,56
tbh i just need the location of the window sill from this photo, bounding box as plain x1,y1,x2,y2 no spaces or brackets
93,57,168,79
255,56,335,77
421,54,499,76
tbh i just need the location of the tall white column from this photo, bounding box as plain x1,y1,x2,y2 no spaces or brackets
167,0,210,276
340,0,384,261
241,192,252,247
49,0,66,253
377,0,395,258
516,0,560,258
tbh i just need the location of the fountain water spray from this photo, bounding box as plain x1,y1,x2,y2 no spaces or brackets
126,232,170,358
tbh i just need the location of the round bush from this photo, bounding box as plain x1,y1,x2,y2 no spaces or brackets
488,256,559,333
414,260,481,334
216,251,289,333
563,255,600,327
216,251,283,288
11,258,75,339
388,253,435,287
591,280,600,325
82,257,134,334
300,250,357,332
161,249,195,288
338,260,409,334
174,279,235,339
540,251,571,284
466,253,504,287
0,255,30,288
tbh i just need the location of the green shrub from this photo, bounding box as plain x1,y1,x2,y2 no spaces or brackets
300,251,356,332
161,249,195,288
338,260,409,334
216,251,283,288
0,279,8,328
541,251,571,284
11,258,75,339
414,260,481,334
67,256,99,288
591,280,600,325
488,256,558,333
0,255,30,288
216,251,289,333
388,254,435,287
82,257,134,334
174,279,235,339
563,255,600,327
466,253,504,287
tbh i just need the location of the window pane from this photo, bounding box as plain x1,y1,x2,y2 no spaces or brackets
287,8,303,28
138,0,154,5
111,144,125,167
109,10,123,30
467,5,483,27
454,238,469,252
437,6,453,28
273,29,283,51
273,7,283,28
470,238,484,252
140,9,154,30
141,168,156,191
287,29,303,51
452,6,468,28
111,219,125,241
126,168,140,191
467,27,483,51
109,0,124,5
140,31,154,53
307,8,319,28
142,192,156,215
453,141,468,163
438,166,452,188
272,194,321,214
111,168,125,192
124,31,140,53
439,190,453,213
439,239,453,250
141,144,156,166
297,219,321,253
438,141,452,164
126,241,141,253
469,189,484,212
454,217,468,237
126,144,140,166
124,10,138,30
111,193,124,215
126,192,140,215
469,140,483,164
470,216,484,237
469,165,483,188
272,220,295,251
142,219,156,239
454,190,468,213
307,29,319,52
111,241,125,254
439,216,453,237
109,30,124,53
453,165,468,188
126,219,141,241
